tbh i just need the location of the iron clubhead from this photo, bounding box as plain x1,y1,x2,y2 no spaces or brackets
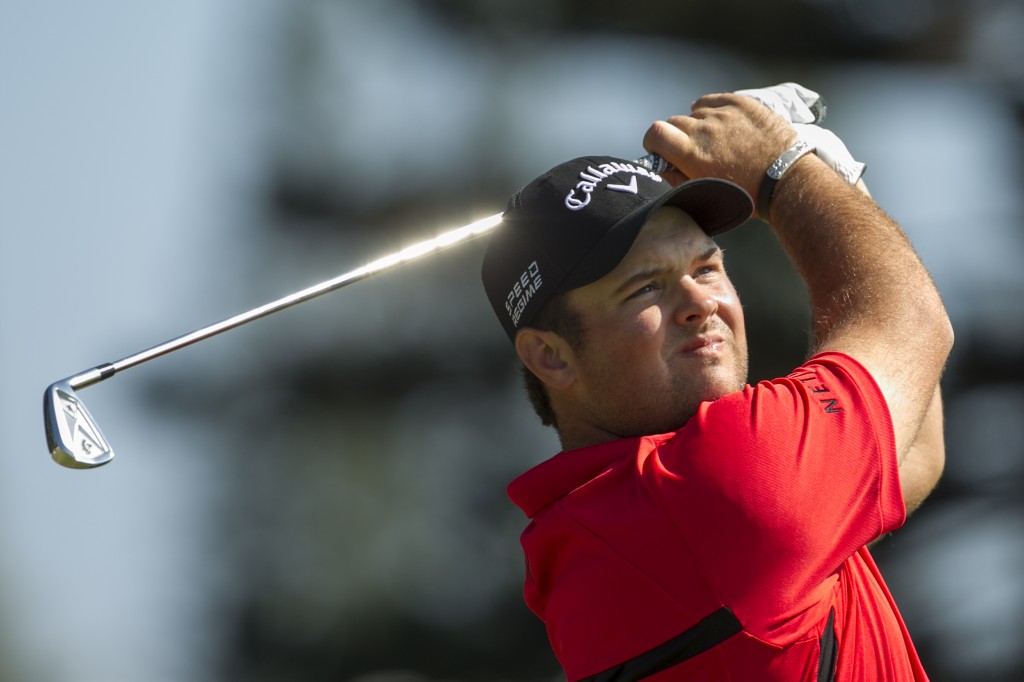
44,380,114,469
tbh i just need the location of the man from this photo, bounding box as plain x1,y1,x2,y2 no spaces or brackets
480,88,952,681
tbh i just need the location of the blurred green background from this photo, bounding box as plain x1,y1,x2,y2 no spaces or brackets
3,1,1022,680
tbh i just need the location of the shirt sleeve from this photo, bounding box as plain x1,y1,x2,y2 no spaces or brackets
654,351,905,642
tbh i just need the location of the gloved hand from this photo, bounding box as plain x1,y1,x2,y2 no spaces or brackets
735,82,866,185
734,82,827,124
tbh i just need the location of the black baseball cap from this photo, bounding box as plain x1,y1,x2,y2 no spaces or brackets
481,155,753,341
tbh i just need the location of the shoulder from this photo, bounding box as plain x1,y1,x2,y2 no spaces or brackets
702,351,889,426
659,351,895,474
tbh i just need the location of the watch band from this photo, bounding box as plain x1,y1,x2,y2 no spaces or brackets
757,139,816,217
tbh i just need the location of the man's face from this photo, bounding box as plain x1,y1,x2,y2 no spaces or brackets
563,206,748,441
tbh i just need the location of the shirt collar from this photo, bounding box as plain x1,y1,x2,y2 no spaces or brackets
506,433,674,518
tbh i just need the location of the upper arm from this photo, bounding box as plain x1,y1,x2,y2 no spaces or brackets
816,333,942,457
896,384,945,514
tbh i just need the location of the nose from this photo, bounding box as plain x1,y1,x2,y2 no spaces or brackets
672,277,718,327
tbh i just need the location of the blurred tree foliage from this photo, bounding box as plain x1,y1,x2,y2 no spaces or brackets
421,0,970,61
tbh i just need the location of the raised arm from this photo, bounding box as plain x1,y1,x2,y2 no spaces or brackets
767,151,952,457
642,92,953,470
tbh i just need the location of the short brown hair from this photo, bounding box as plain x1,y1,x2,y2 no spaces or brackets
521,292,585,429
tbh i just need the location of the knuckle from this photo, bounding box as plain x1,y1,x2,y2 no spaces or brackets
643,120,672,147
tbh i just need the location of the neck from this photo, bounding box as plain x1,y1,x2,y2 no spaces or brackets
555,418,621,452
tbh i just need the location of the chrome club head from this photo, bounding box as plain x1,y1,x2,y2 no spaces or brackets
44,380,115,469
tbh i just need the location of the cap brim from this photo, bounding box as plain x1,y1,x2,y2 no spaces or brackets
560,178,753,292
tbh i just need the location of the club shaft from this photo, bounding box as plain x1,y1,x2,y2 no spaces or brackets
61,154,672,392
67,212,504,391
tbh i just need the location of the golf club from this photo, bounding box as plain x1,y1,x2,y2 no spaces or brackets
43,153,670,469
44,212,503,469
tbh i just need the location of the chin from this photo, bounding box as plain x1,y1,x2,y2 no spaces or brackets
703,383,743,403
693,373,745,403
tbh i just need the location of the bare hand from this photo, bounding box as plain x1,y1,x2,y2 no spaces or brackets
642,93,796,199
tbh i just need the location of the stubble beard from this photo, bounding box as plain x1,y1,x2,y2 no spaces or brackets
582,336,750,440
659,338,749,432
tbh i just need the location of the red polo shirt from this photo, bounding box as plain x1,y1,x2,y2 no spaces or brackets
507,352,928,681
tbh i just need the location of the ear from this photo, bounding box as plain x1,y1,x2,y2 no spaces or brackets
514,327,577,392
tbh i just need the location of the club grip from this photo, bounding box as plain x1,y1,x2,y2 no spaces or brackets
634,153,672,175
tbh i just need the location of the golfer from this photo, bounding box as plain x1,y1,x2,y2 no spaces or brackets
481,89,951,680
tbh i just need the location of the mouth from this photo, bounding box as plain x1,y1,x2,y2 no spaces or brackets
679,334,726,357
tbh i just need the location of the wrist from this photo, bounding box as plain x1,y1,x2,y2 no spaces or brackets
757,139,816,218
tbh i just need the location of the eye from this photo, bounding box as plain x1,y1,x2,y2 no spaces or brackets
694,263,720,279
627,282,658,300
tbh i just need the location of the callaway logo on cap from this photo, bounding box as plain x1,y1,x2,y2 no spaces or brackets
481,155,753,341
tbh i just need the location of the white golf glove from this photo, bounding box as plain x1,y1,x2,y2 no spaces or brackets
735,82,827,124
736,82,866,185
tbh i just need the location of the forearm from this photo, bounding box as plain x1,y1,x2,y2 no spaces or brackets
767,156,945,354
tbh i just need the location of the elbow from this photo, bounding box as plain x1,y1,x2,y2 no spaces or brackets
931,315,955,375
900,437,945,517
938,311,955,356
904,446,945,517
923,293,955,363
